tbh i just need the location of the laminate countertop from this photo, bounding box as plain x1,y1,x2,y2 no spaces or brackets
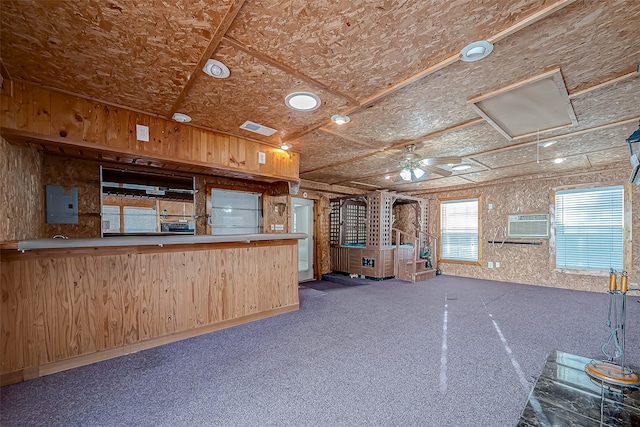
0,233,307,252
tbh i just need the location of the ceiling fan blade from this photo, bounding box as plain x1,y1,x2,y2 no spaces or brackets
420,165,453,177
422,156,461,166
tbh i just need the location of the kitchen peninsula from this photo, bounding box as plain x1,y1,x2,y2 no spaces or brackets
0,233,305,385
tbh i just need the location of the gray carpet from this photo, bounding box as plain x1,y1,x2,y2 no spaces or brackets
1,275,639,426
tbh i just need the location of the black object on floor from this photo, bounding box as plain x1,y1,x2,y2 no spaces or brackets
518,350,640,426
321,272,382,286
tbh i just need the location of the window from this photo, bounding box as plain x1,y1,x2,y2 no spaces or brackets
210,189,261,235
555,185,624,271
440,198,479,262
100,167,195,236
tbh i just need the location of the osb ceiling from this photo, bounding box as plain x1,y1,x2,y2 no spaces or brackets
1,0,639,195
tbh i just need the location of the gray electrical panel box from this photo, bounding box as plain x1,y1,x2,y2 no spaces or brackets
46,185,78,224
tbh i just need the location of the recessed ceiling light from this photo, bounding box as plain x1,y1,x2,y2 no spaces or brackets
285,92,321,111
553,158,566,164
451,164,472,171
539,140,558,148
172,112,191,123
460,40,493,62
280,142,291,150
203,59,230,78
331,114,350,125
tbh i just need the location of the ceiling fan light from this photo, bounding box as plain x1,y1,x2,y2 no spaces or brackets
413,168,425,179
400,168,412,181
280,142,291,151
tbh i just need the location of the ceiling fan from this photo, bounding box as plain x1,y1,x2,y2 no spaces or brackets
391,144,461,182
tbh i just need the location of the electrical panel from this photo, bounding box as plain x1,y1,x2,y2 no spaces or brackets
46,185,78,224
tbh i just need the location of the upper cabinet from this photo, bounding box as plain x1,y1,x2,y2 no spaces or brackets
0,80,299,183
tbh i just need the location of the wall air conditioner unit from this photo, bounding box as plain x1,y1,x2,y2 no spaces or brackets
507,214,549,238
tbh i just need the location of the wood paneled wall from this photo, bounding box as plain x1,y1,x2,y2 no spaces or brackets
1,80,299,182
0,240,299,383
0,136,45,241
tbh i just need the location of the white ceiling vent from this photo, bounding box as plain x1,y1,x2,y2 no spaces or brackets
239,121,277,136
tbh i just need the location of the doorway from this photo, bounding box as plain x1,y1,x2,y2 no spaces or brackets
292,197,314,282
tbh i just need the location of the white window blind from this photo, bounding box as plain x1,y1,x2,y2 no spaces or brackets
440,199,479,262
555,185,623,271
210,189,261,235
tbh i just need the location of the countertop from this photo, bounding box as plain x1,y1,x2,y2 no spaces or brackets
1,233,307,252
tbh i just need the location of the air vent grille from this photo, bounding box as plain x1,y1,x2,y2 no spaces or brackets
239,121,277,136
507,214,549,238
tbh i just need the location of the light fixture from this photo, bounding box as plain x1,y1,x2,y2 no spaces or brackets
203,59,230,78
539,140,557,148
172,112,191,123
285,92,321,111
413,168,425,179
400,168,412,181
280,142,292,151
331,114,350,125
553,158,565,164
460,40,494,62
384,175,392,180
451,164,472,171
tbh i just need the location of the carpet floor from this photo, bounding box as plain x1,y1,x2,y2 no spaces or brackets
2,275,639,426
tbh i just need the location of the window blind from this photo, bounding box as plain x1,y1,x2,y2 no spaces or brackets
555,185,623,271
440,199,479,262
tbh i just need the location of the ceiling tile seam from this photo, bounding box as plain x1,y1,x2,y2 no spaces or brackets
222,36,359,106
299,150,387,175
166,0,247,120
317,127,381,149
568,70,638,99
410,164,621,197
486,0,578,44
473,116,640,158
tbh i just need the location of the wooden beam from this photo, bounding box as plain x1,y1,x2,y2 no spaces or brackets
317,127,381,149
223,36,360,106
468,116,640,158
569,70,638,99
299,179,366,195
167,0,247,119
487,0,578,44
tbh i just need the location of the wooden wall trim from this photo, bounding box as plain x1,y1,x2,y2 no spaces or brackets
0,304,298,387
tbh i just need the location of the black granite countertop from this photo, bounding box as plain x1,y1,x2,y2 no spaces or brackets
518,350,640,426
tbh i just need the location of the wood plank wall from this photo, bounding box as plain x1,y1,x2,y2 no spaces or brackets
0,80,299,182
0,240,299,383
